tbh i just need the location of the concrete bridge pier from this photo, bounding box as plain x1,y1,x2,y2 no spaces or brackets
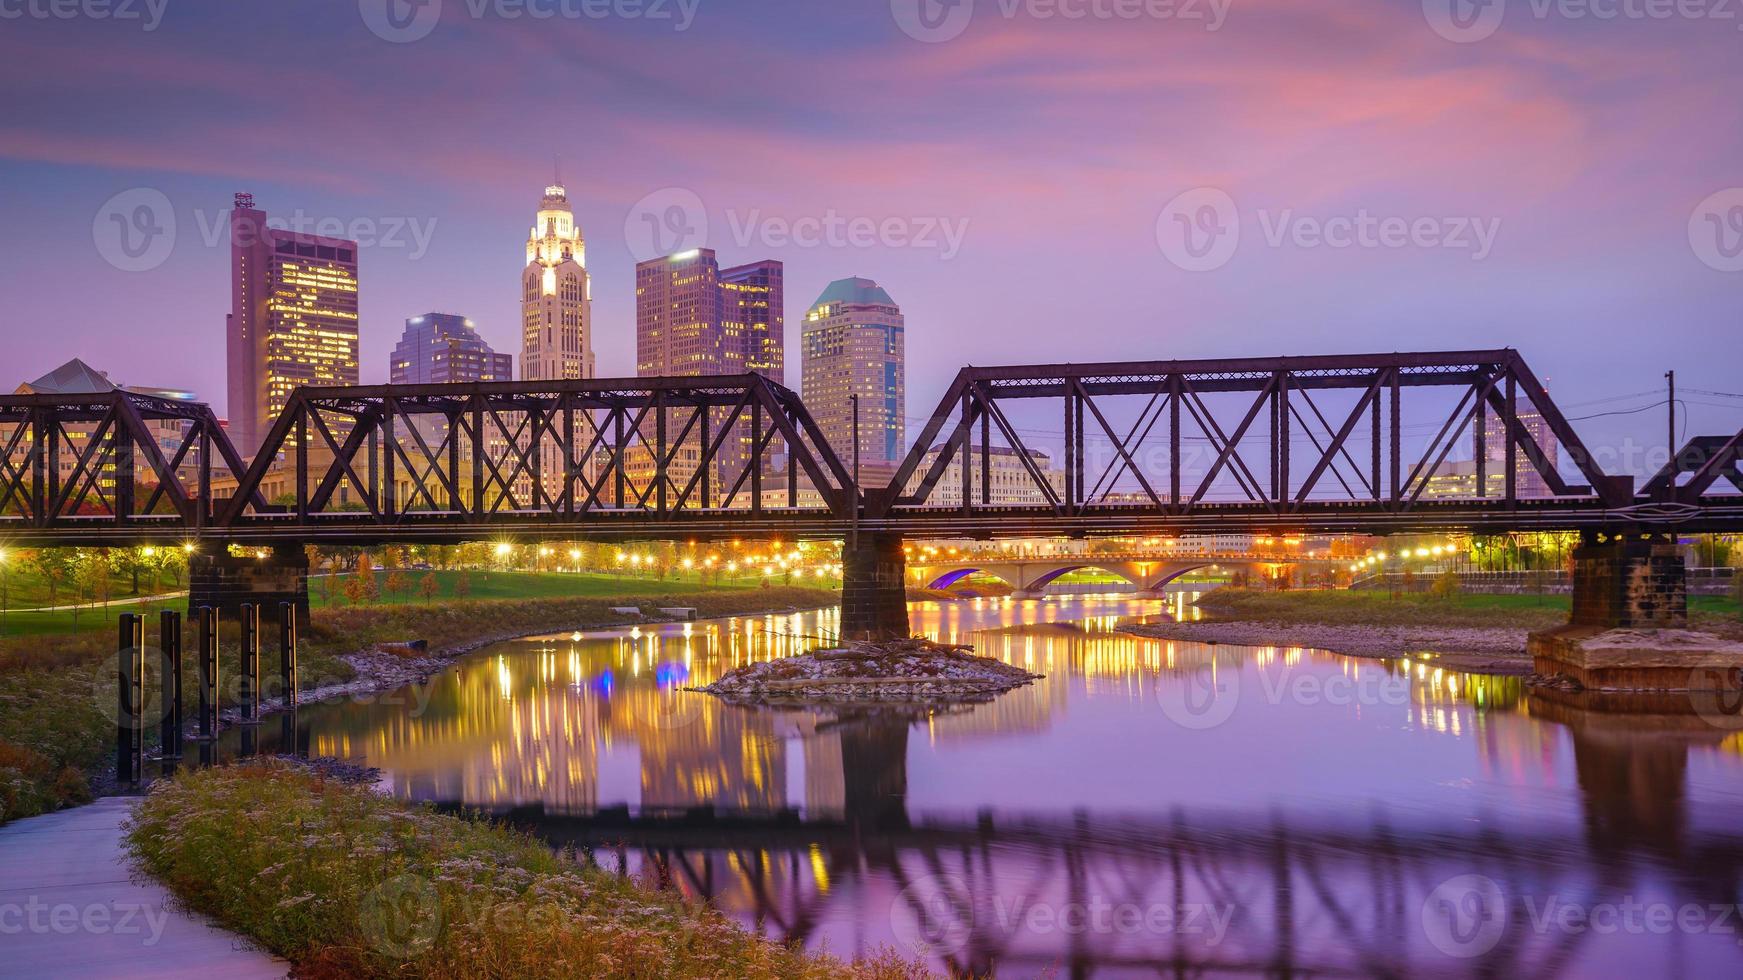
186,542,311,633
840,531,911,641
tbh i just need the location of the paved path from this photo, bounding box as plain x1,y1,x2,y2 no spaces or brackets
9,590,187,613
0,797,287,979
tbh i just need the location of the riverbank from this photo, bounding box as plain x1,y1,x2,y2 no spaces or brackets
124,761,921,979
0,585,836,824
1120,588,1743,674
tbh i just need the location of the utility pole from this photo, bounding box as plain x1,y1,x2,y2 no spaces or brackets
849,394,860,553
1666,369,1677,466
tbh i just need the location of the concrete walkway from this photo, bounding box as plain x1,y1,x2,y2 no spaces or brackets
0,797,287,979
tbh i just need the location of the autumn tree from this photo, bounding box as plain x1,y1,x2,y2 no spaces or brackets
419,572,439,603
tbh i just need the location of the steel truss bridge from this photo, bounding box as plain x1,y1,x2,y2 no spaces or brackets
2,349,1741,546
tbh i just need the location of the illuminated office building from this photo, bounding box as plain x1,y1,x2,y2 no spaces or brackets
802,277,905,480
634,249,784,500
226,193,360,457
390,313,512,385
635,248,783,380
1481,410,1560,498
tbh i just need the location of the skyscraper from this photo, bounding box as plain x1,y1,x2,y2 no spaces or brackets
390,313,512,385
635,249,783,381
227,193,360,456
520,183,594,502
1480,410,1560,498
521,184,593,384
802,277,905,478
634,249,784,501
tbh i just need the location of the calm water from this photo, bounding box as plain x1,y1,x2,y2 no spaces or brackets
232,594,1743,977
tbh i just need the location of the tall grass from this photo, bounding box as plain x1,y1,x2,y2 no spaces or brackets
126,762,925,979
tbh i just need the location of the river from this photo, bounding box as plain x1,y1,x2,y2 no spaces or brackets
226,593,1743,977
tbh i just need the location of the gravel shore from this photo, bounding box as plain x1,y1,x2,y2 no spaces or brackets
1119,619,1536,675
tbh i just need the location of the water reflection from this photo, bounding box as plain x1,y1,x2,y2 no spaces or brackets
228,594,1743,977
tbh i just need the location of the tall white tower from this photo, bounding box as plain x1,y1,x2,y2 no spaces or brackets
521,184,594,383
519,184,595,504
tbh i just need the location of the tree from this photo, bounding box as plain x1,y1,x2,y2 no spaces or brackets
356,553,378,602
385,570,408,599
25,549,74,611
454,571,472,599
419,573,439,603
112,547,150,596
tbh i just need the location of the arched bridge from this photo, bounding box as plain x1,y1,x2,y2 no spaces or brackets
910,552,1341,597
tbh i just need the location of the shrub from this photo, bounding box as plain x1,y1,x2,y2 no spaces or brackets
125,762,921,979
1431,570,1462,599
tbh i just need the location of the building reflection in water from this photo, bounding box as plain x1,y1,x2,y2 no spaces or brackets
252,594,1743,976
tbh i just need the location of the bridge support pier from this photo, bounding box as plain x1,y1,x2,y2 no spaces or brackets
840,532,911,641
1568,534,1687,630
187,543,310,634
1528,534,1743,690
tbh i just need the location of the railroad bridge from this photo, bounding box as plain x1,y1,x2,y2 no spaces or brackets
2,349,1739,637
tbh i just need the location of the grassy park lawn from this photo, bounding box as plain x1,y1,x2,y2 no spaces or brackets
1194,587,1742,631
306,568,787,607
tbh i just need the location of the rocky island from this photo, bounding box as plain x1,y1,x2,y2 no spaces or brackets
695,636,1043,706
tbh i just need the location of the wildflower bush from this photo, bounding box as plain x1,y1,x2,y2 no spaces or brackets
126,762,924,979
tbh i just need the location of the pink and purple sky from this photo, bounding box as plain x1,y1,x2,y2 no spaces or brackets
1,0,1739,475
